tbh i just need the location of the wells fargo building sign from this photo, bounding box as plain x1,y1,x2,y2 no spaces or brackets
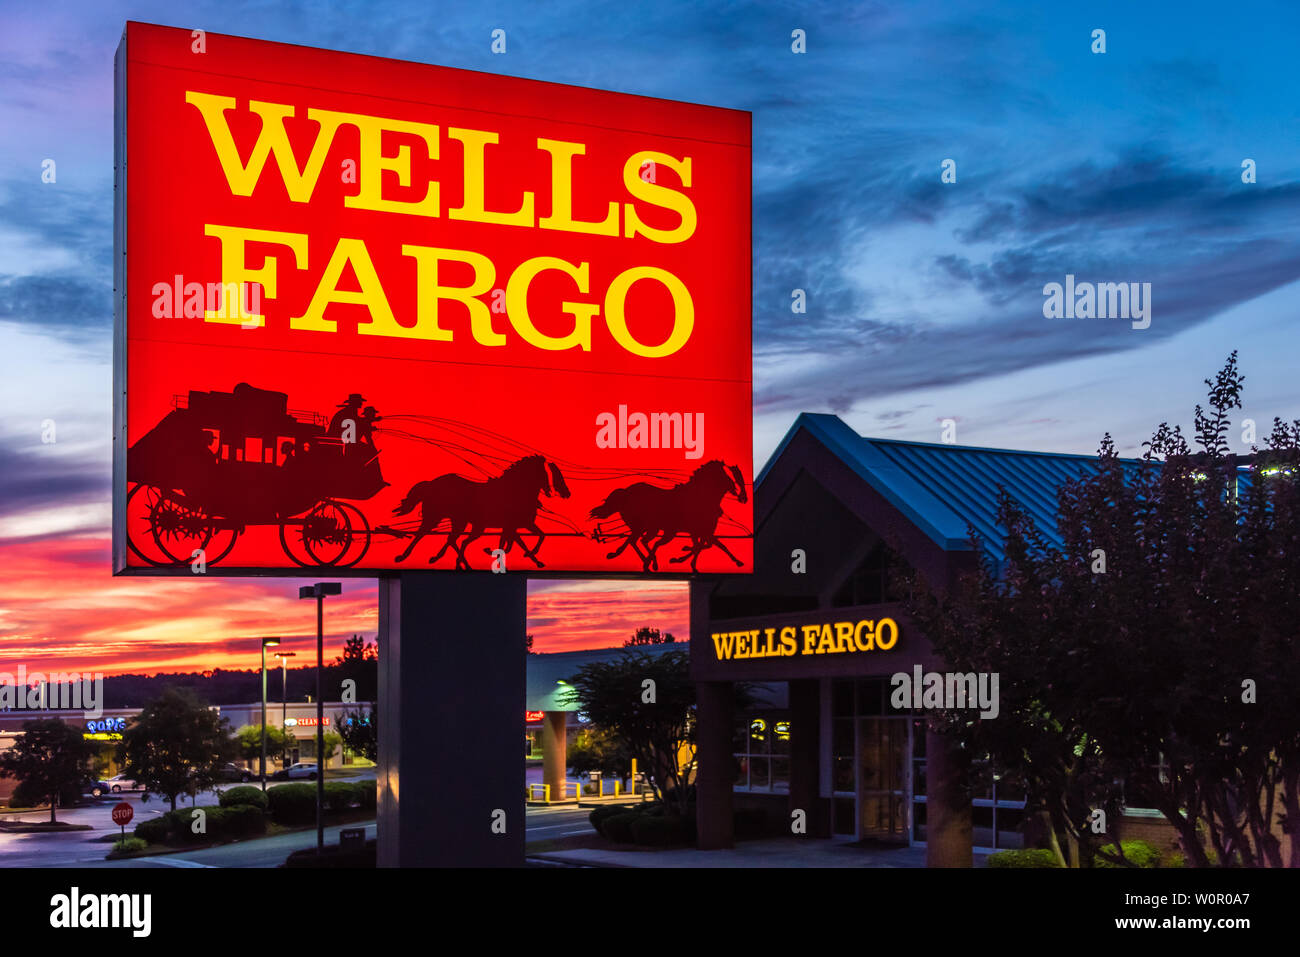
113,22,752,575
710,618,900,661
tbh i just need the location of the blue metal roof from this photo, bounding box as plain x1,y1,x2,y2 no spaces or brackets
757,413,1149,563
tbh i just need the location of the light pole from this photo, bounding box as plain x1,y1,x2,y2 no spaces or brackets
275,650,297,769
260,637,281,791
299,582,341,855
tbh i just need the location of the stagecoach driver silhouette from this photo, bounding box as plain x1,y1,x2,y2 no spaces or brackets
328,394,365,447
358,405,383,450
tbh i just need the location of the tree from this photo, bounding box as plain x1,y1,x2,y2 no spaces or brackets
559,648,698,814
526,633,535,653
234,724,297,768
319,730,343,765
117,687,236,811
333,634,378,702
0,719,96,823
904,354,1300,867
566,726,633,781
338,709,377,763
624,626,676,646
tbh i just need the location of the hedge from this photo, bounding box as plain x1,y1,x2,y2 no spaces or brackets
601,812,642,844
112,837,148,854
589,804,637,837
358,779,377,811
133,816,170,845
219,786,269,810
222,803,268,837
267,783,318,825
986,848,1062,868
324,781,359,812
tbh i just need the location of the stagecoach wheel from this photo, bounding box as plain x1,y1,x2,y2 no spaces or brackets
130,485,217,566
332,502,372,568
203,525,240,567
300,500,353,567
130,487,240,568
125,485,176,566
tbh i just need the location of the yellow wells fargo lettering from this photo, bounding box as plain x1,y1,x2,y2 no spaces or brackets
180,92,700,357
710,619,900,661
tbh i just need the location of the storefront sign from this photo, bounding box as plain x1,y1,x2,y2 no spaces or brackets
284,716,330,727
113,22,752,576
86,717,128,733
710,618,899,661
525,711,545,723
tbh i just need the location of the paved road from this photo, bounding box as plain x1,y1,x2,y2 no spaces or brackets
0,773,378,868
524,805,599,841
0,797,594,867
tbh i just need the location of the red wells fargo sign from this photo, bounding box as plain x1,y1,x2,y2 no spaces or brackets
113,22,752,575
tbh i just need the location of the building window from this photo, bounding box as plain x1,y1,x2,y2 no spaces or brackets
733,712,790,793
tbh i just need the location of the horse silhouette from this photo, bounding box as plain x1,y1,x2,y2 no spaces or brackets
392,455,570,569
589,461,747,571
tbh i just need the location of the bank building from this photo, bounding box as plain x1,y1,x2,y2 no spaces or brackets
689,413,1170,863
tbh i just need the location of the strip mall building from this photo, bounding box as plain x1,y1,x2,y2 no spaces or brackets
689,413,1159,864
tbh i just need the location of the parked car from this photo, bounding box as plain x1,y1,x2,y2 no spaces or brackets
217,763,253,783
102,773,144,793
86,778,109,798
283,762,319,780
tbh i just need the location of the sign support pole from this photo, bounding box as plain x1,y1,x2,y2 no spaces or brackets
377,572,526,866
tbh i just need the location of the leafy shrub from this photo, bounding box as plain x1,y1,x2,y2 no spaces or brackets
167,806,227,843
986,848,1062,868
629,813,689,846
602,812,641,844
219,786,269,810
1163,845,1217,867
112,836,148,854
165,806,210,842
324,781,359,812
133,816,170,845
222,803,268,837
1095,840,1161,868
589,804,635,837
267,783,317,825
358,780,377,812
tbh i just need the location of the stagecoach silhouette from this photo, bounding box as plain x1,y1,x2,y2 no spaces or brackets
126,383,387,568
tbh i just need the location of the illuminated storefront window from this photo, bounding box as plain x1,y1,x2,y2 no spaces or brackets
733,713,790,793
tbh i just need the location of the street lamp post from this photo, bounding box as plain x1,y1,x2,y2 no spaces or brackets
260,637,281,791
275,650,297,769
299,582,341,855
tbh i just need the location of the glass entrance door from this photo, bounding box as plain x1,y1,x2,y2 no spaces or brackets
858,717,910,842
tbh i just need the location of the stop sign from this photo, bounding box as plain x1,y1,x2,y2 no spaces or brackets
111,802,133,826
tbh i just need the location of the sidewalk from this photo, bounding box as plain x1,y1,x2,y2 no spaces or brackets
529,836,991,868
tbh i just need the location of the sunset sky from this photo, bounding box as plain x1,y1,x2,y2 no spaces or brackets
3,1,1298,676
